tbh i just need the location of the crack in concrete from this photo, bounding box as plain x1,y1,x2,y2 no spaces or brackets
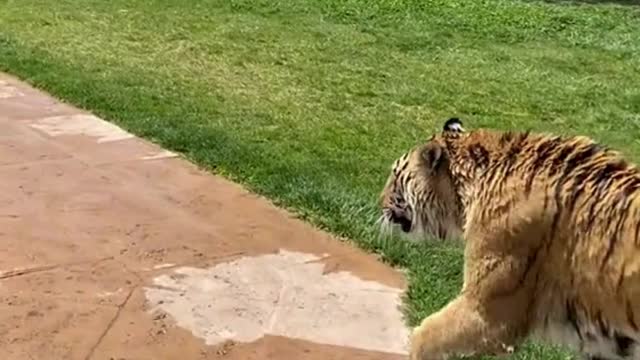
84,285,136,360
130,251,246,275
83,256,255,359
115,259,145,284
0,257,114,280
302,254,333,264
266,274,288,333
0,157,74,170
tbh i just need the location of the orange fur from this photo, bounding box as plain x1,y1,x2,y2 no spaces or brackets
380,119,640,360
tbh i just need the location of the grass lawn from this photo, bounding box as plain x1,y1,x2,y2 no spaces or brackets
1,0,639,358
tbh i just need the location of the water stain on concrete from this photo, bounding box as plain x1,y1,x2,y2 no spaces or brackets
144,250,410,355
0,80,23,99
29,114,134,143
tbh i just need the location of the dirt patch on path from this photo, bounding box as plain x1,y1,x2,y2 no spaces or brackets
0,73,408,360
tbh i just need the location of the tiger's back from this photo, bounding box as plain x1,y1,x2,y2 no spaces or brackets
461,129,640,358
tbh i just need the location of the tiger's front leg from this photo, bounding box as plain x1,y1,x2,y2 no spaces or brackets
409,293,523,360
410,227,540,359
409,184,551,359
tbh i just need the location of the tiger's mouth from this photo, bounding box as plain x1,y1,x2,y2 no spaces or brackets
386,209,413,233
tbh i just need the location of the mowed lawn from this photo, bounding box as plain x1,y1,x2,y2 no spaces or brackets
1,0,639,358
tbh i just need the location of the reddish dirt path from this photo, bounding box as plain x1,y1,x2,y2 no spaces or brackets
0,73,408,360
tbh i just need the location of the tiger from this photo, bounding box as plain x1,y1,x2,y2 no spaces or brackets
379,118,640,360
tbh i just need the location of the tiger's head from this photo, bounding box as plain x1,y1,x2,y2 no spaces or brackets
379,118,465,241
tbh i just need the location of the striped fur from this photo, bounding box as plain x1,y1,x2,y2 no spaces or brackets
380,119,640,360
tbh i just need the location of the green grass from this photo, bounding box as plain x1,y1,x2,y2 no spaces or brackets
1,0,639,358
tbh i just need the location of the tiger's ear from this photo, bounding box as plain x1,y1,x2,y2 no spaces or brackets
421,142,446,171
443,117,465,133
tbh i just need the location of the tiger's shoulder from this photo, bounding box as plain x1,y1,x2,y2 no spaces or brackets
441,119,635,188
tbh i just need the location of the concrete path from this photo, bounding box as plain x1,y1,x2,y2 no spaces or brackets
0,73,409,360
